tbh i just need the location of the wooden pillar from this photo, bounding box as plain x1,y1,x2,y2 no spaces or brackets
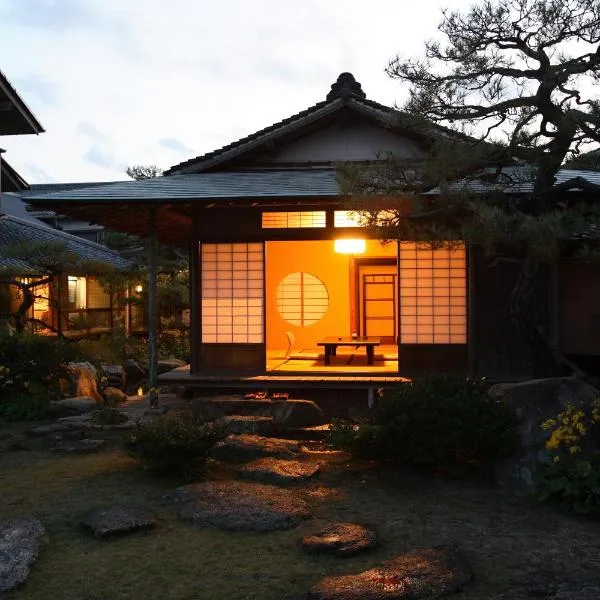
148,206,159,407
189,239,200,374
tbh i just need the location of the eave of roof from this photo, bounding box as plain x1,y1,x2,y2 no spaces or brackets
0,214,132,274
1,158,29,192
0,70,44,135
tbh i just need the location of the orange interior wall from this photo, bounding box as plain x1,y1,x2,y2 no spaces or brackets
265,239,397,350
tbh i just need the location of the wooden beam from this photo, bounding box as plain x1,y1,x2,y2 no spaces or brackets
148,206,159,407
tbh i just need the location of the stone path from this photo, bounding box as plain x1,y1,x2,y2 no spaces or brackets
239,457,320,485
170,481,312,532
82,505,157,538
301,523,377,557
0,515,46,593
308,546,472,600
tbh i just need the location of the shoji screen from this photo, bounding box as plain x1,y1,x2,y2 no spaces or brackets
201,243,264,343
399,242,467,344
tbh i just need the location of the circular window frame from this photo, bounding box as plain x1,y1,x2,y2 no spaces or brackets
275,272,329,327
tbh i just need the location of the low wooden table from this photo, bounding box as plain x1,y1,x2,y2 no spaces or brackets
317,336,381,366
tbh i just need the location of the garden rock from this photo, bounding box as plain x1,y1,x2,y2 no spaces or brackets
267,399,329,428
157,358,186,374
123,359,147,383
490,377,600,496
0,515,47,593
491,571,600,599
50,396,98,416
172,481,311,531
195,397,275,421
65,362,101,401
301,523,377,557
52,438,105,454
102,387,127,404
101,364,126,390
308,546,471,599
239,458,320,485
210,434,300,463
82,505,157,538
217,415,274,435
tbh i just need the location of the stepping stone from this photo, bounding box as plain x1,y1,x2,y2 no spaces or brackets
210,434,300,463
170,481,311,532
239,458,320,486
217,415,274,435
52,438,105,454
0,515,47,593
269,399,329,428
491,571,600,600
82,505,157,538
308,546,472,599
301,523,377,557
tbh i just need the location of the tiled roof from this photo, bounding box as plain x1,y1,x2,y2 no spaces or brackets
426,167,600,195
26,169,341,203
0,215,131,275
164,72,449,175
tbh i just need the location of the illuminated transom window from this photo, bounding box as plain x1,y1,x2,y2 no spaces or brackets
276,272,328,327
201,243,264,343
399,243,467,344
262,211,326,229
334,210,363,227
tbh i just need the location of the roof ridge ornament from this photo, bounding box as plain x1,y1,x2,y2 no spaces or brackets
326,72,366,101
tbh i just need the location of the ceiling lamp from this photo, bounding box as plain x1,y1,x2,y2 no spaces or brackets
334,239,366,254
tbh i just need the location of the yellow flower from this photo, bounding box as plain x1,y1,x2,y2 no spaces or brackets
553,456,560,463
569,446,581,456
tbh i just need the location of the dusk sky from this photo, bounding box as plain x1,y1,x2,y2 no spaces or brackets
1,0,473,184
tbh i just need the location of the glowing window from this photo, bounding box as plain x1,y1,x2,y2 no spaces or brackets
399,243,466,344
276,272,328,327
201,243,264,343
334,211,363,227
262,211,326,229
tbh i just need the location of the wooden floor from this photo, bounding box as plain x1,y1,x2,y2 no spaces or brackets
266,346,399,374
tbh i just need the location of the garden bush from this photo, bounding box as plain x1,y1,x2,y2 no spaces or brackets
0,333,83,421
329,374,519,470
539,400,600,514
126,413,226,481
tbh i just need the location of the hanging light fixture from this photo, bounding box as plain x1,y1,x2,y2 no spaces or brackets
334,238,366,254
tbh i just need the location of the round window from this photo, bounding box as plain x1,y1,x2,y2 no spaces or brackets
276,272,328,327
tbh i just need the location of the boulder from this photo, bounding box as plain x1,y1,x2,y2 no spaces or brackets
0,515,47,593
268,399,329,428
490,377,600,496
301,523,377,557
157,358,187,374
171,481,311,532
65,362,101,401
239,458,320,485
491,571,600,600
308,546,472,600
194,397,275,421
123,359,147,383
82,505,157,538
101,364,126,390
52,438,105,454
210,434,300,463
216,415,274,435
102,387,127,405
50,396,98,416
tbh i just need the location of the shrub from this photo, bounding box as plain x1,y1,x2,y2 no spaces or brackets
329,374,519,470
126,413,226,481
539,400,600,514
0,333,84,421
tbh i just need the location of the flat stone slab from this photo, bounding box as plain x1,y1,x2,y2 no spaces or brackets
239,458,320,486
171,481,311,532
491,571,600,600
210,434,300,463
217,415,274,435
52,438,106,454
301,523,377,557
308,546,472,599
0,515,46,593
82,505,157,538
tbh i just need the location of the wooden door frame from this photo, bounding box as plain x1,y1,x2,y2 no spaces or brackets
353,257,398,341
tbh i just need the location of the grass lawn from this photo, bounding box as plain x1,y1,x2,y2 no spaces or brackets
2,424,600,600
